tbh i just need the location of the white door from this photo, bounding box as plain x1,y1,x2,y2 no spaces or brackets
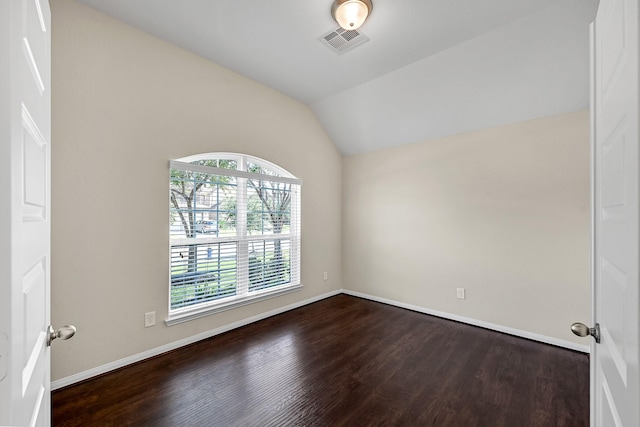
0,0,54,425
591,0,639,425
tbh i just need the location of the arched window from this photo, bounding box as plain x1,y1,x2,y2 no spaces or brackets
167,153,302,324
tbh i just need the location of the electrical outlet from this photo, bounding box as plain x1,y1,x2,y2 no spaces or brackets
145,311,156,328
456,288,466,300
323,271,328,281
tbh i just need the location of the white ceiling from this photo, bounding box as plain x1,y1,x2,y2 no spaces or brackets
78,0,598,155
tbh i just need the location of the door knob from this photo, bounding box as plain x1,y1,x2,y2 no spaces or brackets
571,322,600,343
47,325,76,346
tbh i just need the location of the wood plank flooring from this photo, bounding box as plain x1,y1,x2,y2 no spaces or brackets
52,295,589,426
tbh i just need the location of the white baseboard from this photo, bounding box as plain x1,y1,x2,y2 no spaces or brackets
342,289,590,354
51,289,342,391
52,288,588,390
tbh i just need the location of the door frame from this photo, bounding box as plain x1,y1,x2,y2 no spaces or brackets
588,21,596,427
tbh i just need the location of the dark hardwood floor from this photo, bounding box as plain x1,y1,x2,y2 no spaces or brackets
52,295,589,426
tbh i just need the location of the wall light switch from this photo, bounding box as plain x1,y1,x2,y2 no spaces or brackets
323,271,328,281
456,288,466,300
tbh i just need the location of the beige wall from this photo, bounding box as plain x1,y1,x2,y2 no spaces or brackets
343,110,590,345
51,0,591,383
51,0,342,381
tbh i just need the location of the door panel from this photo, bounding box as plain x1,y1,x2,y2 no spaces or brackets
599,258,627,382
0,0,51,425
23,108,48,219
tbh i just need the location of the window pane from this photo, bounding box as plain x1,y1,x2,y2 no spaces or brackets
217,159,237,170
246,179,292,236
170,169,237,239
170,242,237,309
246,162,261,174
248,239,291,292
247,161,281,177
190,159,237,170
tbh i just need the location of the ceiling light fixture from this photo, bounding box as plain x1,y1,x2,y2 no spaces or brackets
332,0,372,30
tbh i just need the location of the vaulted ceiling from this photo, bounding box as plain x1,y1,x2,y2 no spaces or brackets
78,0,598,155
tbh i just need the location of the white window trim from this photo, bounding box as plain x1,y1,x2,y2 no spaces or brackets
169,161,303,186
165,283,303,326
166,154,302,325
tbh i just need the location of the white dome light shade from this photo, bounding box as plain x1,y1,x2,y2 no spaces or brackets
333,0,372,30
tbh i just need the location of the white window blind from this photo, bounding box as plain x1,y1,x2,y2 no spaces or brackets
168,155,301,320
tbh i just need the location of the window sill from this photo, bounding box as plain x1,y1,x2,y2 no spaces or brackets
165,284,303,326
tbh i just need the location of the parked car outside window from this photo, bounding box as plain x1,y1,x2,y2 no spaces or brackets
195,220,218,234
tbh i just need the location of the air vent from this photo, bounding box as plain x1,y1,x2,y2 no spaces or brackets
319,27,369,55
